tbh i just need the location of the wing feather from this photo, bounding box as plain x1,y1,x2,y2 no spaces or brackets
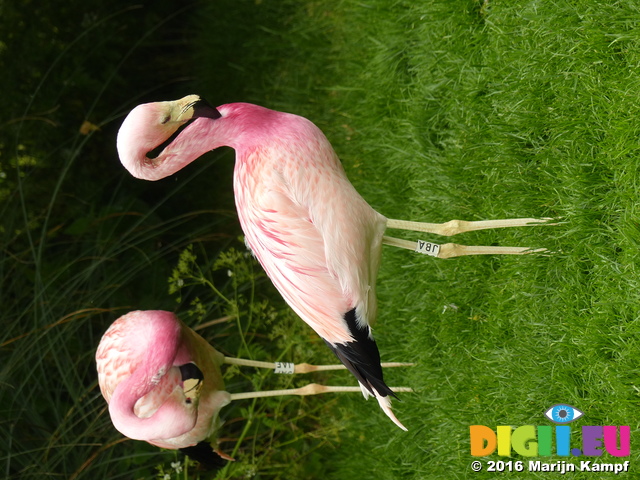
243,188,353,343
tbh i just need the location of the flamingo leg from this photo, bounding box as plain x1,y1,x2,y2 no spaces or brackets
385,217,554,236
223,359,413,430
228,384,412,401
382,236,547,258
383,217,553,258
223,357,413,374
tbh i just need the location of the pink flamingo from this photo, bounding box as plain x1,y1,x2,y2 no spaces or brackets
116,95,548,430
96,310,411,463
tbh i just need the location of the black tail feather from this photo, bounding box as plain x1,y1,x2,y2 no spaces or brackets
324,307,396,399
180,442,228,469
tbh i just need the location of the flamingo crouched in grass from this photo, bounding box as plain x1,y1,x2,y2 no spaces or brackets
116,95,549,430
96,310,412,464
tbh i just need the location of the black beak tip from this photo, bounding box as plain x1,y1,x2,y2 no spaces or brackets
193,98,221,120
179,362,204,381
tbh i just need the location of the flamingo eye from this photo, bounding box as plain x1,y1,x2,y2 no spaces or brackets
544,404,584,424
160,114,171,124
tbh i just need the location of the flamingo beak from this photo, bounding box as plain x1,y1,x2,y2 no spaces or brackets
179,362,204,404
191,98,221,120
175,95,221,122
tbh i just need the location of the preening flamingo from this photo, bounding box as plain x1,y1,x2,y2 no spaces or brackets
116,95,549,430
96,310,411,463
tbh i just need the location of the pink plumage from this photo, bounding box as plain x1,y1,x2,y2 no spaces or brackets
116,95,405,429
96,310,231,458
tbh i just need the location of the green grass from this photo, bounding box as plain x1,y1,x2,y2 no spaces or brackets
4,0,640,478
194,1,640,478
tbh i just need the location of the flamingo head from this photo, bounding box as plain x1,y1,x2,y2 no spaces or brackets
117,95,221,181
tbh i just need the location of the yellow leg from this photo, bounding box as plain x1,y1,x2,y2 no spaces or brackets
228,384,412,401
386,217,554,236
382,236,547,258
223,356,413,374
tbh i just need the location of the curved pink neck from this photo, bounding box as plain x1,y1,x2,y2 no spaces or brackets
141,117,230,181
136,103,276,181
108,366,196,442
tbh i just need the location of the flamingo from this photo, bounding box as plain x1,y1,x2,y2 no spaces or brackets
96,310,411,463
116,95,549,430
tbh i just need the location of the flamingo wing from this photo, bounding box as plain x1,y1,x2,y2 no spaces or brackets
245,188,353,341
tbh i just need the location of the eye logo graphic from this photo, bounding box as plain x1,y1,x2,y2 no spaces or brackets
544,404,584,424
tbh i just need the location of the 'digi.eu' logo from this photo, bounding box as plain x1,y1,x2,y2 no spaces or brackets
470,404,630,457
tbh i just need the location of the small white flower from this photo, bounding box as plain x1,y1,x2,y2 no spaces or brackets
171,461,183,473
